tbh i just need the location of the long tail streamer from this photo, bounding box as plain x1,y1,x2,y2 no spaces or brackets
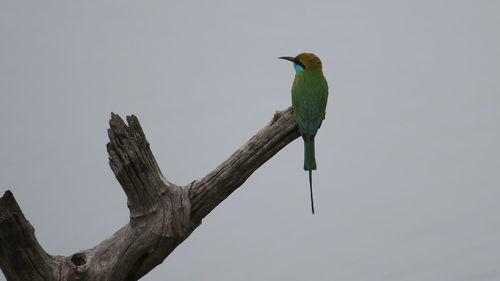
309,170,315,214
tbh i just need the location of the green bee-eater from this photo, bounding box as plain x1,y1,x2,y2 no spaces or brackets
279,53,329,214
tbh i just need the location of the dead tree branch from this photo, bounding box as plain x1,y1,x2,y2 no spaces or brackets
0,107,299,281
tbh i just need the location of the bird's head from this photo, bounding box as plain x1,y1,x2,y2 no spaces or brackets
279,53,323,74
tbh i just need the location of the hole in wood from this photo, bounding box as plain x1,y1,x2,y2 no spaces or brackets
71,253,86,266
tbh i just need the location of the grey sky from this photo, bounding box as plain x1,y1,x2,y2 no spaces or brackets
1,0,499,280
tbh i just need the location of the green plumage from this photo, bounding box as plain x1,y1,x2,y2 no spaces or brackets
281,53,328,214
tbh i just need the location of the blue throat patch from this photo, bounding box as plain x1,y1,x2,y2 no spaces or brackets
294,63,305,73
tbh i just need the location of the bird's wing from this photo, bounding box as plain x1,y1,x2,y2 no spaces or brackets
292,75,328,137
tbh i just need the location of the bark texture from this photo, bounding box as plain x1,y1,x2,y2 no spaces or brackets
0,107,300,281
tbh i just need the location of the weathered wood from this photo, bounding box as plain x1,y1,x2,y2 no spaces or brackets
0,107,300,281
189,107,300,222
0,191,60,281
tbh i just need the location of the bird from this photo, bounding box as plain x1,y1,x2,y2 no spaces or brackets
279,53,329,214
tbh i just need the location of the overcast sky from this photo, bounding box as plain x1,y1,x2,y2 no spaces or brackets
1,1,499,280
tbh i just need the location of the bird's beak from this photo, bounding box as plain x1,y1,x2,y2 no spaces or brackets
279,56,296,63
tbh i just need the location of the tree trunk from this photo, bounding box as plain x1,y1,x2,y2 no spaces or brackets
0,107,300,281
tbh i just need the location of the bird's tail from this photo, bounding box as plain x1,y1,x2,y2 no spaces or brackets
309,170,315,214
304,137,316,214
303,137,317,171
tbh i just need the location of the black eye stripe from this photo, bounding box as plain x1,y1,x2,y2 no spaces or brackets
294,59,306,69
